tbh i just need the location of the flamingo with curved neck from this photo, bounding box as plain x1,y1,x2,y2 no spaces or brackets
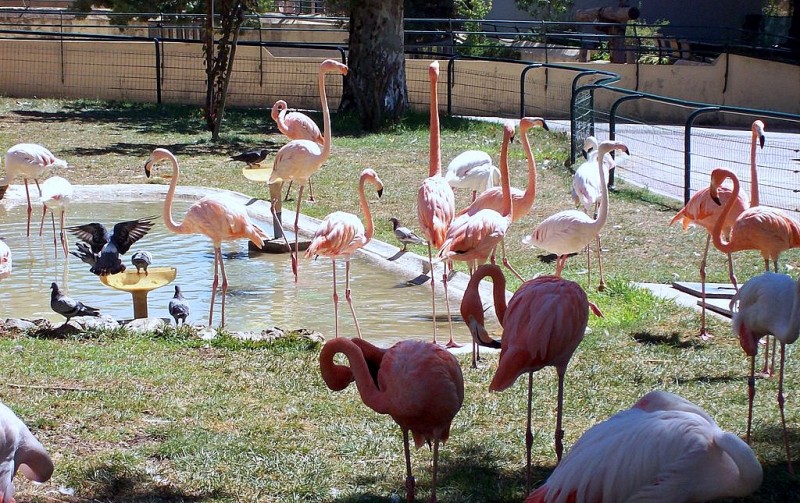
271,99,324,202
731,271,800,474
144,148,269,327
416,60,457,348
319,337,464,503
460,264,507,368
523,140,630,285
304,169,383,340
269,59,348,283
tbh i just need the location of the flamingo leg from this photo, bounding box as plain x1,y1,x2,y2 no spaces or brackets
761,336,773,377
292,186,304,283
331,259,339,338
595,233,605,292
525,372,534,495
430,439,440,503
59,211,69,257
208,247,220,326
307,177,315,202
219,248,228,328
344,258,363,338
777,343,795,475
39,204,47,236
427,243,438,345
403,429,415,503
500,239,525,282
585,242,591,289
24,179,33,237
283,180,293,201
727,252,739,291
555,255,567,277
698,234,711,340
746,354,756,444
555,368,566,463
49,211,57,260
442,261,460,348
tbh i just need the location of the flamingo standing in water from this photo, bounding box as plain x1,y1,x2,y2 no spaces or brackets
0,238,11,280
444,149,500,202
489,275,602,492
522,140,629,287
271,99,324,202
438,120,516,281
304,168,383,340
460,264,506,368
455,116,549,276
417,60,457,348
524,390,763,503
0,401,55,503
0,143,67,236
38,175,74,257
730,271,800,474
269,59,348,283
319,337,464,503
669,120,764,339
144,148,269,328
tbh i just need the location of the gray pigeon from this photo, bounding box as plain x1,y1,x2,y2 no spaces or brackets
131,250,153,274
389,217,426,252
68,217,155,276
70,241,98,267
50,282,101,321
168,285,190,326
231,149,269,168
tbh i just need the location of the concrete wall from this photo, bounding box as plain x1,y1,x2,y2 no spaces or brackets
0,38,797,127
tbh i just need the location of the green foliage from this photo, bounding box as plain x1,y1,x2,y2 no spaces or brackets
514,0,574,21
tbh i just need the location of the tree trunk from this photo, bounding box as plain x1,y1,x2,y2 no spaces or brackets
340,0,408,131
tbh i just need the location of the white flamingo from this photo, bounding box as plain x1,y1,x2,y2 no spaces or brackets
38,175,73,257
444,150,500,202
0,238,11,280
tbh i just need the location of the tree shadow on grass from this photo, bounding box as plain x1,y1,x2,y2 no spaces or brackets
632,330,704,349
62,140,283,162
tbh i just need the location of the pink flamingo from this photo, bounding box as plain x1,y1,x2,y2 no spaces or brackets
730,271,800,474
0,238,11,280
524,390,763,503
304,168,383,340
319,337,464,503
522,140,629,288
455,117,548,273
0,143,67,237
0,402,55,503
271,99,323,202
416,60,457,347
460,263,506,368
444,149,500,202
489,275,602,492
144,148,269,328
438,120,516,281
38,175,74,258
268,59,348,282
670,120,764,339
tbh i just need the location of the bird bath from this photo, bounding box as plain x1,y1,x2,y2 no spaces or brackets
99,267,177,319
0,184,487,347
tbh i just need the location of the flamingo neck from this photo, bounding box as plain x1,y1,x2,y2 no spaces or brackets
711,171,740,253
488,268,508,323
161,152,182,234
499,128,513,218
319,69,333,162
429,72,441,178
276,108,290,136
713,431,764,497
777,278,800,342
359,176,375,242
319,338,387,413
518,126,537,211
750,129,760,207
594,147,610,230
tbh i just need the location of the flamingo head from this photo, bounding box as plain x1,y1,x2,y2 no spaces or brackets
503,121,516,143
429,60,439,81
520,117,549,133
320,59,348,77
144,148,175,178
752,120,765,148
582,135,599,156
360,168,384,198
709,167,735,205
271,100,288,121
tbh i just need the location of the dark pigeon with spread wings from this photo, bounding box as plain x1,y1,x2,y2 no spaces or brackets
68,217,156,275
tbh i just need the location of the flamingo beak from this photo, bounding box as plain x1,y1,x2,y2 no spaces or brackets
144,160,153,178
711,194,722,206
759,135,765,149
377,188,384,198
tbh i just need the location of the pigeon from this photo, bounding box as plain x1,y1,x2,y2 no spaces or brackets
231,149,269,168
70,241,98,267
389,217,426,252
50,282,101,321
131,250,153,274
67,217,156,276
0,402,54,502
168,285,190,326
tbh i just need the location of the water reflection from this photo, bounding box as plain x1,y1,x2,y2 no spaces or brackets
0,199,475,346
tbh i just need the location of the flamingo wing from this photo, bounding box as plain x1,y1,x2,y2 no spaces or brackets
438,210,508,263
417,177,455,249
270,140,323,184
523,210,594,256
305,212,365,258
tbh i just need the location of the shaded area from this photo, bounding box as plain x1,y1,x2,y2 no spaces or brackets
632,330,705,349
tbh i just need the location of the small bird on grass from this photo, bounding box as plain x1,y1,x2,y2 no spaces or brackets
131,250,152,274
389,217,426,252
50,282,101,322
68,217,155,276
231,149,269,168
169,285,190,326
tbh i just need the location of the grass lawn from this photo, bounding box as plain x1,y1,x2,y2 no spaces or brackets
0,98,798,502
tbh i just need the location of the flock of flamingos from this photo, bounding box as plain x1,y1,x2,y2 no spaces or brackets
0,57,797,502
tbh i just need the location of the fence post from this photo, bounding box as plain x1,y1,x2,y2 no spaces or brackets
684,107,720,204
153,38,162,105
519,63,542,119
608,94,644,189
446,57,455,117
